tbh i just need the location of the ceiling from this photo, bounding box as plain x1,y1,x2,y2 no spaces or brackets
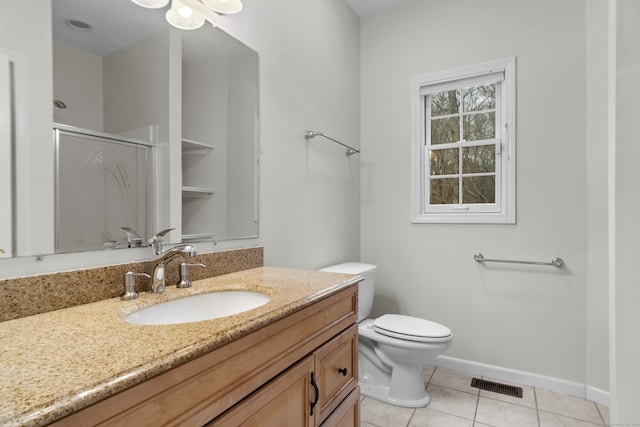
52,0,241,60
344,0,413,17
52,0,169,57
52,0,413,57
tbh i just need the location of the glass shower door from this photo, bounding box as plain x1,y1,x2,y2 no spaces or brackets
55,127,150,253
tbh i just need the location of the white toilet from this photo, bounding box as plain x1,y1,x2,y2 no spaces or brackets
320,262,453,408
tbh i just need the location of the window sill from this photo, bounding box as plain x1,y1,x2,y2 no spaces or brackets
412,212,516,224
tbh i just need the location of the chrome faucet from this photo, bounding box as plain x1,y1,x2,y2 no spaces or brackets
149,244,198,293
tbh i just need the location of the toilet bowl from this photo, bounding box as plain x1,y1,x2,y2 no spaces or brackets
320,262,453,408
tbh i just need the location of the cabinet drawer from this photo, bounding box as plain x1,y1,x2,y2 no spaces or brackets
315,324,358,424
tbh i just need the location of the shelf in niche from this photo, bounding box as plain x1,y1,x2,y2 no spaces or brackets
182,186,216,197
182,138,216,155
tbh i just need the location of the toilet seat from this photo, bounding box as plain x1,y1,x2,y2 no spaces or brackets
373,314,452,343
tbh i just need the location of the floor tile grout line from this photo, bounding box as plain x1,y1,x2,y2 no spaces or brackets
405,407,416,427
595,402,606,426
409,365,433,427
472,386,481,425
425,365,437,384
486,396,534,409
533,387,541,427
537,408,607,426
535,388,607,425
427,406,477,424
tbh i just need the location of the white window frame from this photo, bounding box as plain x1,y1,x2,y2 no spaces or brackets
411,57,516,224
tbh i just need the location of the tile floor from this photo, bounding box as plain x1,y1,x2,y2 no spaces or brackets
360,364,609,427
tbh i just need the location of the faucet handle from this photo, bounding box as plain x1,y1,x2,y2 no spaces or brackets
155,227,175,238
148,228,175,254
122,272,151,300
177,263,206,288
121,227,144,248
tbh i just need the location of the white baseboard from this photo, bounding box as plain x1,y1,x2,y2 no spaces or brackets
586,385,610,406
432,355,609,406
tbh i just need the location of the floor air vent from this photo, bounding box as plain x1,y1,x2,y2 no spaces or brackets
470,378,523,398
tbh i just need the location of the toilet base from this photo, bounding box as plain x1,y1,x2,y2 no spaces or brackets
359,382,431,408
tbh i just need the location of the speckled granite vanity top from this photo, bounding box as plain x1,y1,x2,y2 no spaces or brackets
0,267,357,427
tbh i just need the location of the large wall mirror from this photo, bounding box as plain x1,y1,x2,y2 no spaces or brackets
0,0,259,259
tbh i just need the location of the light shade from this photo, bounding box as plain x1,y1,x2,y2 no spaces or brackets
166,0,205,30
201,0,243,14
131,0,170,9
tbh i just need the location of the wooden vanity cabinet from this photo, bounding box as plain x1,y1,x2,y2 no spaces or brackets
51,284,359,427
209,324,359,427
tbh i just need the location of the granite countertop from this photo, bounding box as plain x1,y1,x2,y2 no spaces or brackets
0,266,358,427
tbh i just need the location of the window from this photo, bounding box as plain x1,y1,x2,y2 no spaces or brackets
411,58,516,224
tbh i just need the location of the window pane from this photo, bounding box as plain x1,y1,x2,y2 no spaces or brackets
430,148,459,176
431,117,460,144
462,145,495,173
463,83,495,112
431,90,459,116
430,177,459,205
463,112,495,141
462,175,495,204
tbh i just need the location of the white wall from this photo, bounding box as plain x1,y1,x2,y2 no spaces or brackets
226,52,259,239
52,40,103,130
360,0,598,385
585,0,610,396
215,0,361,269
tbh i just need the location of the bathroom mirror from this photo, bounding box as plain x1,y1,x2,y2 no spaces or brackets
2,0,259,258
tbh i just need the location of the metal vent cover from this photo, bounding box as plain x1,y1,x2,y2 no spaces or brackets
470,378,523,398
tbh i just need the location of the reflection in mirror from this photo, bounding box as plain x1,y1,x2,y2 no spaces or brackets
55,126,152,253
2,0,259,258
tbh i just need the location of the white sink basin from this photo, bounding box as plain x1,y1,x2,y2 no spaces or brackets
125,291,271,325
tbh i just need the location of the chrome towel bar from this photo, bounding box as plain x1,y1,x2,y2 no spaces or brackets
304,130,360,156
474,253,564,268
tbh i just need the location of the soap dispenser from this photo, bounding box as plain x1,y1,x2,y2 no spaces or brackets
122,272,151,300
177,263,206,288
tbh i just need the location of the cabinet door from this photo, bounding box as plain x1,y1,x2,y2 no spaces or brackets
207,356,314,427
314,324,358,425
320,387,360,427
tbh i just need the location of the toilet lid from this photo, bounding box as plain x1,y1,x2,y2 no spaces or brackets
373,314,452,342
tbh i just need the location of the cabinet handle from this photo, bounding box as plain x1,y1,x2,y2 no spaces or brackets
310,371,319,416
338,367,348,376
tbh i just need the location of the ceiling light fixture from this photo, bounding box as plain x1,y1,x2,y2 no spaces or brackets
131,0,243,30
165,0,205,30
201,0,243,14
131,0,170,9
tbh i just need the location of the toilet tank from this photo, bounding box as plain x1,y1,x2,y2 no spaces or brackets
319,262,377,322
